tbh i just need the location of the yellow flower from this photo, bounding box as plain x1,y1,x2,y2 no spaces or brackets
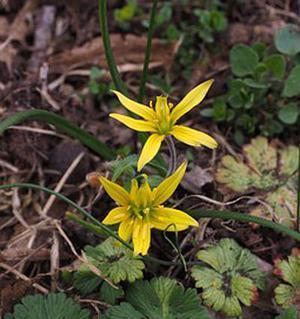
110,79,218,171
99,162,198,256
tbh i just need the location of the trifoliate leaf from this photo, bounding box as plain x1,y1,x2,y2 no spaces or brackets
191,239,265,317
216,137,299,229
274,250,300,309
84,237,145,284
104,277,213,319
4,293,90,319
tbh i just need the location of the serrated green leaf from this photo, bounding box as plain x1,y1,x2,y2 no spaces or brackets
73,265,102,294
5,293,90,319
275,284,297,309
231,276,256,306
191,239,265,317
275,24,300,55
230,44,259,77
216,137,299,229
283,65,300,97
100,281,124,305
84,238,145,284
125,277,212,319
274,252,300,309
103,302,144,319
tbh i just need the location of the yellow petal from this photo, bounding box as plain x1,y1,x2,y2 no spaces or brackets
130,179,139,201
171,79,214,122
110,113,156,132
102,207,128,225
132,219,151,255
155,96,170,121
137,134,165,171
112,90,156,121
152,161,187,206
135,178,152,208
119,218,134,241
99,176,130,206
151,207,199,231
171,125,218,149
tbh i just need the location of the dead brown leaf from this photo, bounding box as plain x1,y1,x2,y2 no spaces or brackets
48,34,178,73
181,166,213,193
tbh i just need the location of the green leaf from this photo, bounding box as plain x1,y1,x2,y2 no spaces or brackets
191,239,265,317
216,137,299,229
252,42,267,60
212,98,227,121
73,266,102,294
103,302,144,319
210,10,227,32
83,237,145,284
275,306,298,319
4,293,90,319
278,103,299,124
243,78,268,89
110,154,138,181
230,44,259,76
114,0,137,23
275,24,300,55
283,65,300,97
264,54,286,79
100,281,124,305
0,110,116,160
125,277,212,319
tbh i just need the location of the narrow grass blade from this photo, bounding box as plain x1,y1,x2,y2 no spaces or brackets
0,109,116,160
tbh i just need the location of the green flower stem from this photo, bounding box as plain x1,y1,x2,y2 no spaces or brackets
0,109,116,160
138,0,159,102
189,209,300,241
297,144,300,232
98,0,127,94
66,212,107,236
166,136,177,176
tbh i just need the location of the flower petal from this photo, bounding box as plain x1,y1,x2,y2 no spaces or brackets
155,96,170,121
119,218,134,241
99,176,130,206
152,161,187,206
151,207,199,231
171,79,214,122
137,134,165,171
110,113,156,132
132,219,151,255
102,207,128,225
171,125,218,149
112,90,156,121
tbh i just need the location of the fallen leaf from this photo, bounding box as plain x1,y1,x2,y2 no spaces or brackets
48,34,178,73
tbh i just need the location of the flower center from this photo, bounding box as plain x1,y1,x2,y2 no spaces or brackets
152,96,175,135
128,204,152,220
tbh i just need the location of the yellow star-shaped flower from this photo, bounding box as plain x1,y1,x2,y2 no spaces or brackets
99,162,198,256
110,79,218,171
